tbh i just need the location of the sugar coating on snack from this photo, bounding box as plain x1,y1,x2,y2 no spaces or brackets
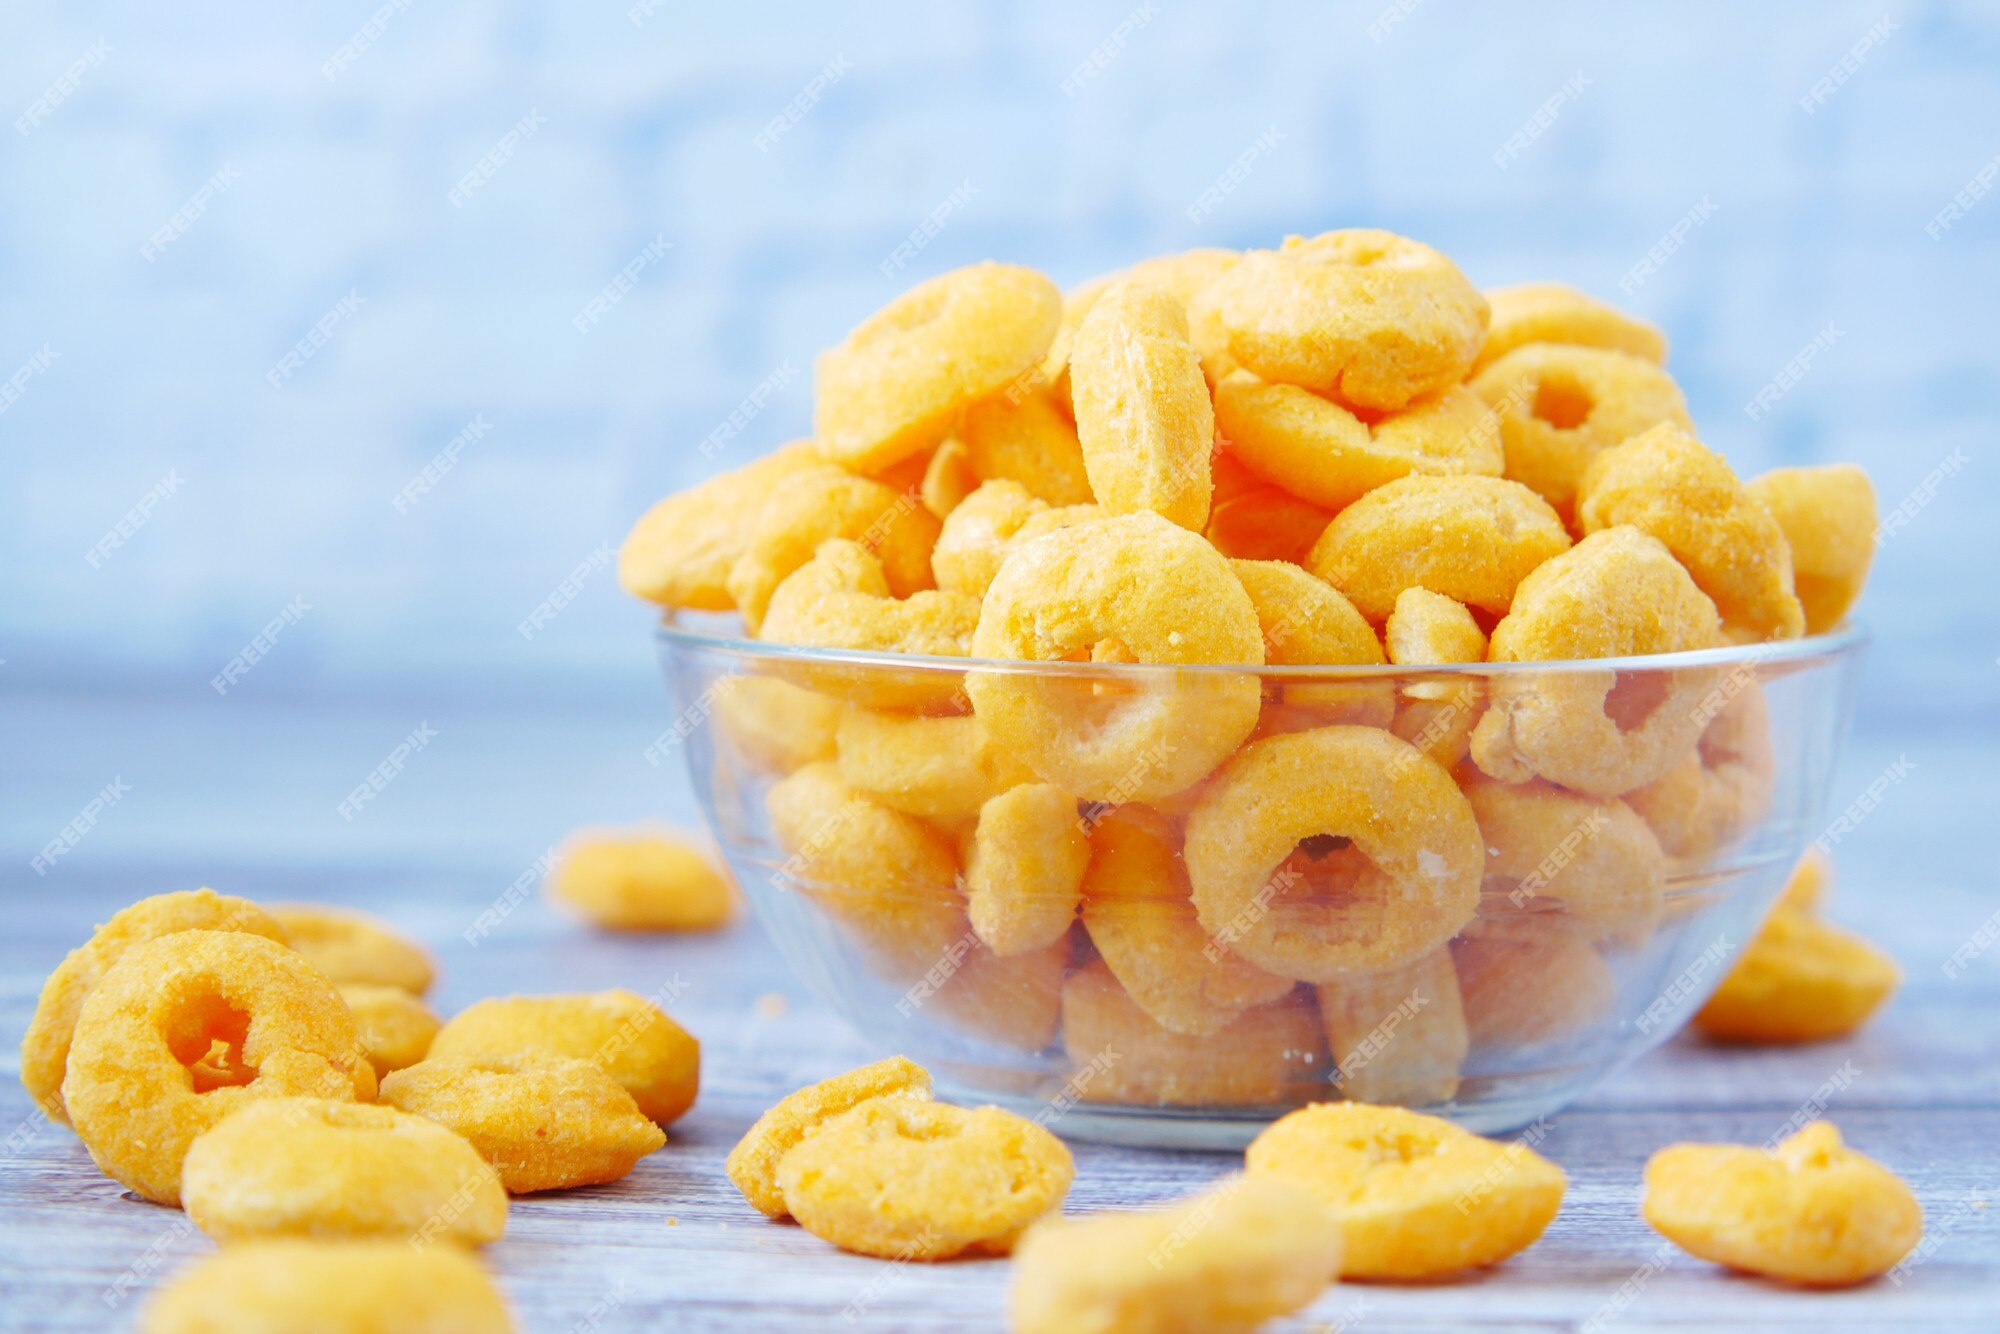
1069,282,1216,532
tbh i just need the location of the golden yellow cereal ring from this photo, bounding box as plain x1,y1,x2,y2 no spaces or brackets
1080,807,1293,1035
1318,949,1467,1105
1745,463,1878,634
617,440,823,610
957,381,1094,505
269,903,435,996
1069,283,1216,531
1045,249,1242,408
1215,372,1503,512
1246,1102,1565,1279
1184,726,1483,982
1386,587,1485,669
927,937,1068,1052
1204,446,1334,565
380,1053,664,1193
966,783,1088,956
835,708,1035,823
1470,527,1722,796
1010,1176,1341,1334
1643,1122,1922,1286
758,538,980,662
1577,422,1806,641
1230,558,1383,667
140,1240,514,1334
1307,475,1572,621
918,436,980,517
21,887,286,1124
932,479,1101,599
1473,281,1669,373
1060,961,1326,1107
725,1056,932,1219
774,1096,1073,1260
428,989,699,1126
1471,344,1692,515
1692,909,1898,1044
1193,230,1488,411
63,930,376,1205
1451,914,1614,1047
815,261,1062,473
546,830,735,932
1625,681,1775,860
968,512,1264,803
339,984,440,1078
181,1097,506,1246
726,465,942,631
712,673,844,775
1462,774,1666,946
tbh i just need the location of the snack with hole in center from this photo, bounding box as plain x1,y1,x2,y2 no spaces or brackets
140,1240,515,1334
1069,283,1216,532
1472,281,1669,373
726,465,943,631
1744,463,1877,635
181,1097,506,1246
725,1055,933,1218
548,831,735,932
1246,1101,1566,1278
965,782,1088,956
268,903,435,996
619,440,824,610
339,984,440,1078
1643,1122,1921,1285
62,929,377,1205
757,538,981,696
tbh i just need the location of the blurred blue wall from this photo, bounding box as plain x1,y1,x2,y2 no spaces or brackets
2,0,1996,730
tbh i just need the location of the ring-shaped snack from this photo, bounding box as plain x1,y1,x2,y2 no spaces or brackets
1625,680,1776,861
62,929,377,1205
1069,283,1216,532
1744,463,1877,635
965,783,1088,957
1183,725,1483,982
268,903,435,996
1461,774,1667,947
546,831,736,933
618,440,824,610
725,465,942,631
726,1056,933,1219
957,382,1094,506
140,1240,514,1334
1317,948,1468,1105
967,512,1264,804
835,708,1035,824
1472,281,1668,373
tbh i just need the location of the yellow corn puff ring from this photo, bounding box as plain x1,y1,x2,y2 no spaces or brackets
965,783,1088,956
774,1096,1074,1260
1184,725,1483,982
428,989,700,1126
1577,422,1805,641
1643,1122,1922,1286
1307,475,1572,621
1462,774,1666,946
1472,281,1668,374
726,1056,933,1218
339,984,440,1078
140,1240,514,1334
1230,558,1384,667
1214,371,1503,512
1246,1102,1565,1279
815,260,1062,473
1060,961,1326,1107
22,887,286,1125
927,936,1069,1052
617,440,823,610
835,708,1035,823
1192,229,1488,411
1045,249,1241,408
712,673,844,775
759,538,980,662
726,465,941,631
1384,587,1488,763
1470,527,1721,796
1745,463,1878,634
63,930,377,1205
546,830,736,933
1010,1176,1341,1334
1471,344,1692,515
968,512,1264,803
380,1053,664,1194
1069,283,1216,531
1080,806,1293,1036
918,436,980,517
1692,908,1899,1044
268,902,435,996
1318,948,1467,1105
933,481,1101,600
1625,680,1775,860
1451,914,1614,1047
957,381,1093,505
181,1097,507,1246
1204,446,1334,565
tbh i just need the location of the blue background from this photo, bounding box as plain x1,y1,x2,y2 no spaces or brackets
1,0,1995,878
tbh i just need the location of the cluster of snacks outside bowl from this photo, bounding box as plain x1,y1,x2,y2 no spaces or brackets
626,228,1891,1143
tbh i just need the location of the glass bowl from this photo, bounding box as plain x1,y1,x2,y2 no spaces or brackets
656,616,1865,1148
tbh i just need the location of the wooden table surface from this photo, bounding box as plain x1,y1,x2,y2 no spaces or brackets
2,703,1996,1332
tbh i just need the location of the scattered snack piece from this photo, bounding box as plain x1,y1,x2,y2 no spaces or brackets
62,930,377,1205
1692,908,1899,1043
1745,463,1878,634
618,439,823,609
268,903,435,996
1069,282,1216,531
775,1096,1073,1259
20,887,286,1124
966,782,1089,956
548,831,736,932
140,1239,513,1334
380,1054,664,1193
1009,1176,1342,1334
339,983,440,1077
1643,1121,1922,1285
1246,1102,1566,1279
429,989,700,1126
725,1056,933,1219
1472,281,1668,373
181,1097,506,1246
